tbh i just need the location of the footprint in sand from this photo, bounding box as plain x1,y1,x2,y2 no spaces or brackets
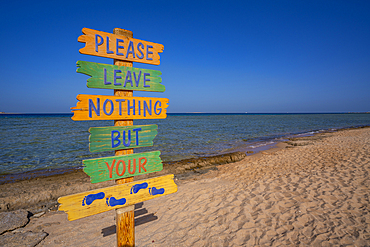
130,182,148,194
82,192,105,206
149,187,165,196
106,196,127,207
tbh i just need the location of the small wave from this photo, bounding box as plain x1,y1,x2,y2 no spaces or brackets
248,141,275,149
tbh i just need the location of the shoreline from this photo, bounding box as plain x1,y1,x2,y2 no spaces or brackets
1,124,368,185
0,125,368,214
1,123,369,245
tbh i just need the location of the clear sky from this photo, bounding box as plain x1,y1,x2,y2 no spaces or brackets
0,0,369,113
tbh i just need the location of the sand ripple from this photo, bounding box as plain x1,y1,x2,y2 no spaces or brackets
135,128,370,246
22,128,370,246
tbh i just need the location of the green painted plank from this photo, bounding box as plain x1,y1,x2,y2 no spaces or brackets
76,61,165,92
89,124,157,152
83,151,163,183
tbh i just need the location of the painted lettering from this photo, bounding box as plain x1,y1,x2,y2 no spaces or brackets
116,160,126,176
111,130,121,148
128,159,136,174
136,42,144,59
114,70,122,85
89,98,100,118
81,96,166,120
99,68,155,88
133,71,141,87
139,157,147,173
106,36,114,54
122,130,131,147
103,99,114,116
133,128,141,145
146,45,153,60
90,155,157,181
154,100,162,115
143,73,150,87
144,100,152,117
138,100,141,115
126,41,135,58
124,71,133,87
127,100,135,115
110,128,140,148
104,68,111,85
81,29,164,65
105,159,115,178
115,99,125,116
95,34,103,52
116,39,124,56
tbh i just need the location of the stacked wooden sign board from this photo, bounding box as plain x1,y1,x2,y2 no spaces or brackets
58,27,177,246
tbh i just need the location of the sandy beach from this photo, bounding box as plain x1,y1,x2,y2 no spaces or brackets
1,127,369,246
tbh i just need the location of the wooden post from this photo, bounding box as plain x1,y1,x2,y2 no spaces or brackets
113,28,135,247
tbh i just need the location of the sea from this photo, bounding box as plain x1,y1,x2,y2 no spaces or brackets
0,113,369,182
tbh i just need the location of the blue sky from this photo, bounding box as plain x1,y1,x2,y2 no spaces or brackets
0,0,369,113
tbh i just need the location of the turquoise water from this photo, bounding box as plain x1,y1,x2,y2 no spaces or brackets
0,113,369,176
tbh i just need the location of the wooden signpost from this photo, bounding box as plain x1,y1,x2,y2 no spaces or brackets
58,27,176,247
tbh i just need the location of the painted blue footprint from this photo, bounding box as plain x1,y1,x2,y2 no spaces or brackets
106,196,127,207
130,182,148,194
82,192,105,206
149,187,165,196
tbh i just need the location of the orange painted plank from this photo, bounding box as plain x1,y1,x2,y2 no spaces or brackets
71,94,169,121
78,28,164,65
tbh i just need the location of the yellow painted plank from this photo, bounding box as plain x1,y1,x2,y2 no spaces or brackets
58,174,177,221
78,28,164,65
71,94,169,121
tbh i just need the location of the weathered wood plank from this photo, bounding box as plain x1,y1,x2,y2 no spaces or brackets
76,61,165,92
78,28,164,65
71,94,169,121
112,27,135,247
58,174,177,221
83,151,163,183
89,124,157,152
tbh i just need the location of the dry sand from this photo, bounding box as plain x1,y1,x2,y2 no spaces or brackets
6,127,370,246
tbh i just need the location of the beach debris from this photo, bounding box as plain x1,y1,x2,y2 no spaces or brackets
30,212,45,219
167,151,246,172
0,209,29,234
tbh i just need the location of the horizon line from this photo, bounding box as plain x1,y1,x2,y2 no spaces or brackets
1,112,369,115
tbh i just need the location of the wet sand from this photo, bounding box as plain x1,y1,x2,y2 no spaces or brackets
3,127,370,246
